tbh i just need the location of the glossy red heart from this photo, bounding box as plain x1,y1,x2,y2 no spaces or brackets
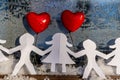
26,12,50,34
61,10,85,32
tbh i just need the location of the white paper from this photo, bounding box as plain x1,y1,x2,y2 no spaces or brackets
0,39,9,62
0,39,6,44
42,33,75,72
9,33,44,76
73,39,107,79
107,38,120,75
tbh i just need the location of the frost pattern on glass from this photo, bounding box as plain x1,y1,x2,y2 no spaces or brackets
0,0,120,66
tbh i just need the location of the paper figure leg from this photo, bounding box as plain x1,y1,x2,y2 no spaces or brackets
62,64,66,72
116,66,120,75
11,61,24,76
25,62,37,74
83,66,92,79
51,63,56,72
93,66,106,79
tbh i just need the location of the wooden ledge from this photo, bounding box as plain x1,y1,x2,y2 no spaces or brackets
0,75,83,80
0,75,120,80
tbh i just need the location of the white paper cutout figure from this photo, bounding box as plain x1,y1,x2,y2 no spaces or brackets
106,38,120,75
9,33,44,76
0,39,9,62
42,33,75,72
72,39,107,79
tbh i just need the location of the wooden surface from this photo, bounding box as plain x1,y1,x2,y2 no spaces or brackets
0,75,83,80
109,75,120,80
26,75,82,80
0,75,120,80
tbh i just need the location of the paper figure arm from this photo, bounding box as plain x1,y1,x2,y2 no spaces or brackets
0,45,9,53
96,51,108,59
0,39,6,44
43,47,52,54
32,46,45,56
106,52,115,59
9,46,22,54
67,48,75,56
41,41,52,54
46,41,52,45
75,50,85,58
74,50,86,58
105,45,116,59
66,42,72,47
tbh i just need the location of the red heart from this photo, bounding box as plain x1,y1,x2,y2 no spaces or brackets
61,10,85,32
26,12,50,34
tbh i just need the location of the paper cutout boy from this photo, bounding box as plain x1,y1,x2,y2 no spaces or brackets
106,38,120,75
9,33,44,76
72,39,107,79
42,33,75,72
0,39,9,62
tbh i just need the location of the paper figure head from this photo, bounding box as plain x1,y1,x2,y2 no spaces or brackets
115,38,120,44
110,38,120,48
52,33,67,41
83,39,96,50
19,33,35,45
46,33,72,47
0,39,6,44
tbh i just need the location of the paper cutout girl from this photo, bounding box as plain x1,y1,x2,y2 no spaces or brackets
106,38,120,75
72,39,107,79
0,39,9,62
9,33,44,76
42,33,75,72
